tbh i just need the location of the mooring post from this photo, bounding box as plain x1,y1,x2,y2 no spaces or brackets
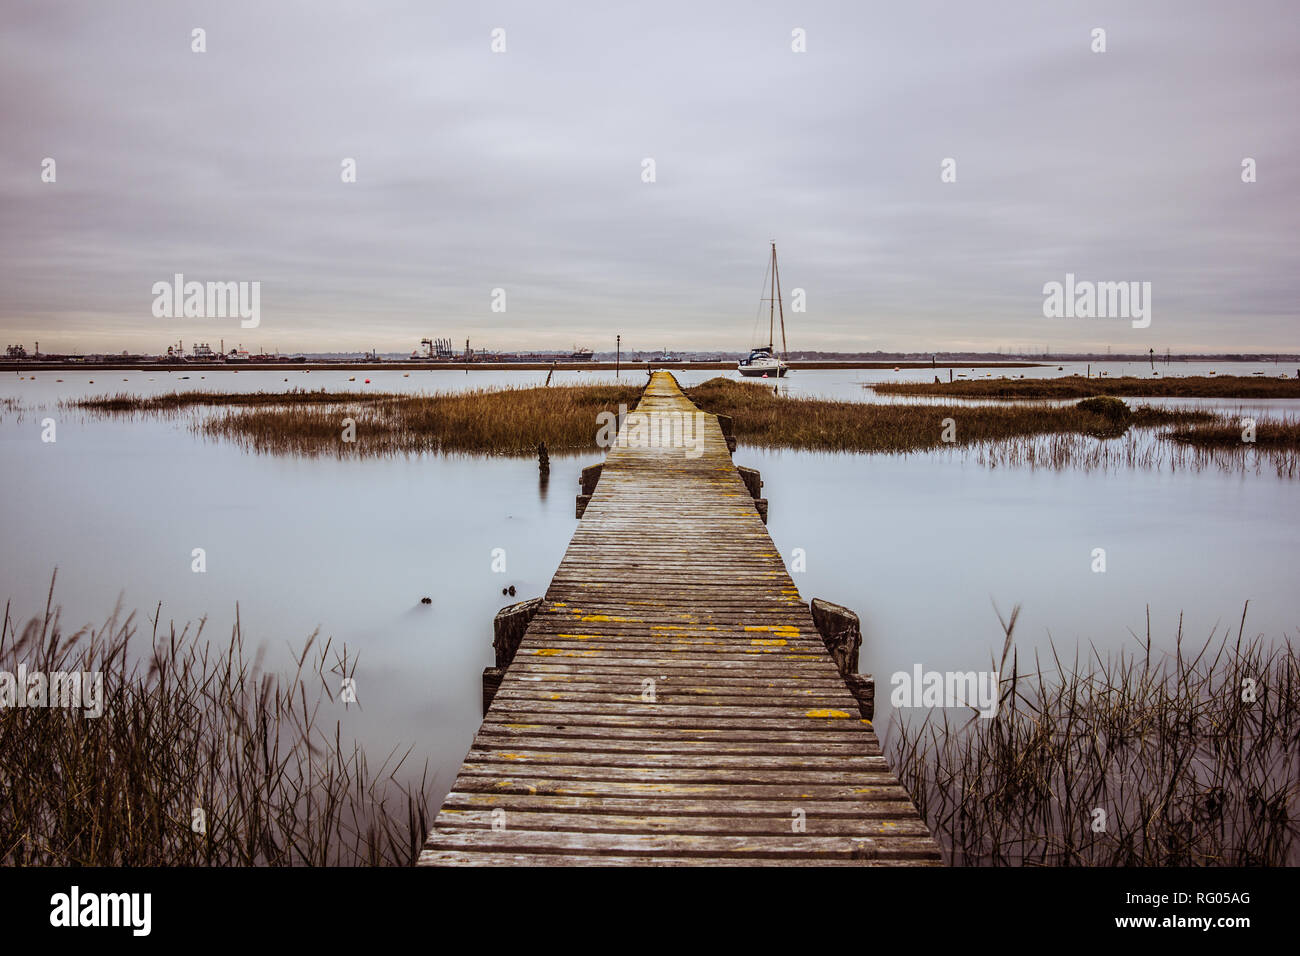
715,414,737,453
483,597,544,715
736,465,768,523
575,462,602,518
810,598,874,721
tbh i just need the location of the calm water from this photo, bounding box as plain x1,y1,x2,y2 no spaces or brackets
5,357,1294,404
1,363,1296,803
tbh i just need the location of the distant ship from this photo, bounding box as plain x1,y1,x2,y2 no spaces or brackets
738,242,789,378
570,347,594,361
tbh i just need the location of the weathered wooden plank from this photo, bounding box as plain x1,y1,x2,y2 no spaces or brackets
476,722,881,746
435,808,935,837
417,850,941,867
472,731,883,756
437,791,921,816
423,829,941,860
463,749,892,772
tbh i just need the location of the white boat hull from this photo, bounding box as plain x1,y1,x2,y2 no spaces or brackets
737,360,788,378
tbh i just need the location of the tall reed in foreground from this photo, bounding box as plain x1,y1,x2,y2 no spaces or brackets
0,575,429,866
890,606,1299,866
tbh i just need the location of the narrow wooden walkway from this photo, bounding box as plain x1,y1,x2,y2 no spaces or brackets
419,371,940,865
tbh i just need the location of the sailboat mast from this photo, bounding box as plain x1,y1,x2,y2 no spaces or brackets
773,244,787,359
768,242,776,349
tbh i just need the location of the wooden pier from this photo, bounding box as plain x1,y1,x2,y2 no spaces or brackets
419,371,941,866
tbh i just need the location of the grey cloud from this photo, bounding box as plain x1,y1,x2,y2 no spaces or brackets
1,0,1296,354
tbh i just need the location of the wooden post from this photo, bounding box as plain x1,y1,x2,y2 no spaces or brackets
483,597,543,714
736,466,762,500
481,667,504,715
810,598,874,720
810,598,861,675
844,674,875,722
715,414,737,452
736,466,766,523
493,597,543,669
576,462,602,518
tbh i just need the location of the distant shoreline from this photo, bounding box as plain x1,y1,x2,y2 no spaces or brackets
3,359,1048,373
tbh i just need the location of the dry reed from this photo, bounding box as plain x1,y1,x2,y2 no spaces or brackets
0,574,430,866
890,605,1299,866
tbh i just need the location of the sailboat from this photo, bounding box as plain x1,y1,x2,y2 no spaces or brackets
738,242,789,377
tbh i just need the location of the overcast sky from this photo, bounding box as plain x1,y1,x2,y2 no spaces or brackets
2,1,1297,355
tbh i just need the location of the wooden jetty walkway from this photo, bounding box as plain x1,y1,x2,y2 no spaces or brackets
419,371,941,866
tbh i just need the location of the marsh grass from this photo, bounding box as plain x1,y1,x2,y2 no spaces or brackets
0,575,430,866
872,374,1300,399
68,388,379,416
684,378,1214,452
66,378,1298,470
1168,419,1300,448
72,385,645,456
890,606,1300,866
